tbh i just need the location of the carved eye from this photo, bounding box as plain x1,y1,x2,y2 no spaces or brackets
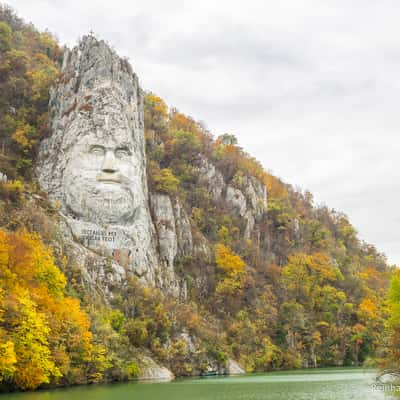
90,146,105,156
115,148,130,158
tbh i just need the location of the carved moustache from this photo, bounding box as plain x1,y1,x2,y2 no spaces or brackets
96,172,132,185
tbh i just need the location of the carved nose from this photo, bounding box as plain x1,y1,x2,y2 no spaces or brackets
101,151,118,173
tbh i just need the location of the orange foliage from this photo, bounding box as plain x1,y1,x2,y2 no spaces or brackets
263,173,288,201
357,298,378,321
215,243,245,274
169,109,200,134
146,94,168,117
0,228,104,389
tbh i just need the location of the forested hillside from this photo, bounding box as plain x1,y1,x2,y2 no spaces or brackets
0,4,397,392
144,94,392,370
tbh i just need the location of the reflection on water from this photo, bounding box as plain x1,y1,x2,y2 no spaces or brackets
2,368,394,400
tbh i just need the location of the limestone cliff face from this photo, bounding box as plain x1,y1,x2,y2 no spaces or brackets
37,35,267,299
37,36,178,295
198,157,268,240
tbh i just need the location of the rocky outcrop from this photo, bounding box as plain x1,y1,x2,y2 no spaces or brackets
138,356,174,381
150,194,193,265
226,185,247,217
150,193,194,297
197,157,267,239
225,359,245,375
151,193,177,270
198,158,225,200
173,200,193,258
245,175,268,223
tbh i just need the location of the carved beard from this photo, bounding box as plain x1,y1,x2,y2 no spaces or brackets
64,178,135,225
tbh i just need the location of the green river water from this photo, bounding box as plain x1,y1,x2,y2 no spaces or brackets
1,368,396,400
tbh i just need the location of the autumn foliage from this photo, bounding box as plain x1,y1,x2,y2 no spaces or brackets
143,90,393,372
0,6,61,179
0,5,396,389
0,229,107,390
215,244,246,297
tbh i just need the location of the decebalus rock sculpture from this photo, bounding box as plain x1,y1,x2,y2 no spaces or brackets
37,34,266,308
37,35,178,295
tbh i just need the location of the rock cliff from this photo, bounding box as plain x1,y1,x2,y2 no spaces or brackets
37,35,268,300
37,35,177,295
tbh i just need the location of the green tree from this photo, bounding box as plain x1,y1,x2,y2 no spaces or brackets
0,21,12,52
153,168,180,194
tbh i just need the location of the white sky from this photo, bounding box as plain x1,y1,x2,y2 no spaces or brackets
6,0,400,264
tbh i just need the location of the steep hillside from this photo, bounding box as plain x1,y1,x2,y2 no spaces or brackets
0,4,394,391
143,94,391,371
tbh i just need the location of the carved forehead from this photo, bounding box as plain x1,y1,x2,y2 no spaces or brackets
59,84,136,150
62,122,135,151
59,117,135,157
75,129,134,148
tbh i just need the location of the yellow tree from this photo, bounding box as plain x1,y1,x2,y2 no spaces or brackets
0,289,16,383
0,228,108,389
215,244,246,297
11,290,60,390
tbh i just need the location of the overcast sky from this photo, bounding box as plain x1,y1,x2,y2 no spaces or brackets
7,0,400,264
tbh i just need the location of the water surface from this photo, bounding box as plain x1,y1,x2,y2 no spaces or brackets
3,368,394,400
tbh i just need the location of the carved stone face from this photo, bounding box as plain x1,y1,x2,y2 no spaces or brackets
63,115,137,225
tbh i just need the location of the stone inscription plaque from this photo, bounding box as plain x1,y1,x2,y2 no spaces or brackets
80,229,117,244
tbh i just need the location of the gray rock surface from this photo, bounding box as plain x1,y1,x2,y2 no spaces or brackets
150,193,179,295
197,157,267,239
151,193,177,269
138,356,174,381
198,157,225,200
36,34,268,299
37,35,175,293
150,194,193,297
173,199,193,258
226,358,245,375
226,185,247,217
245,176,268,221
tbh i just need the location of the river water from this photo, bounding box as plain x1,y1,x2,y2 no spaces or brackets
2,368,396,400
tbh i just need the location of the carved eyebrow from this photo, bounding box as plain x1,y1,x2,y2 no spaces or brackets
115,146,132,156
88,143,131,151
114,141,133,149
